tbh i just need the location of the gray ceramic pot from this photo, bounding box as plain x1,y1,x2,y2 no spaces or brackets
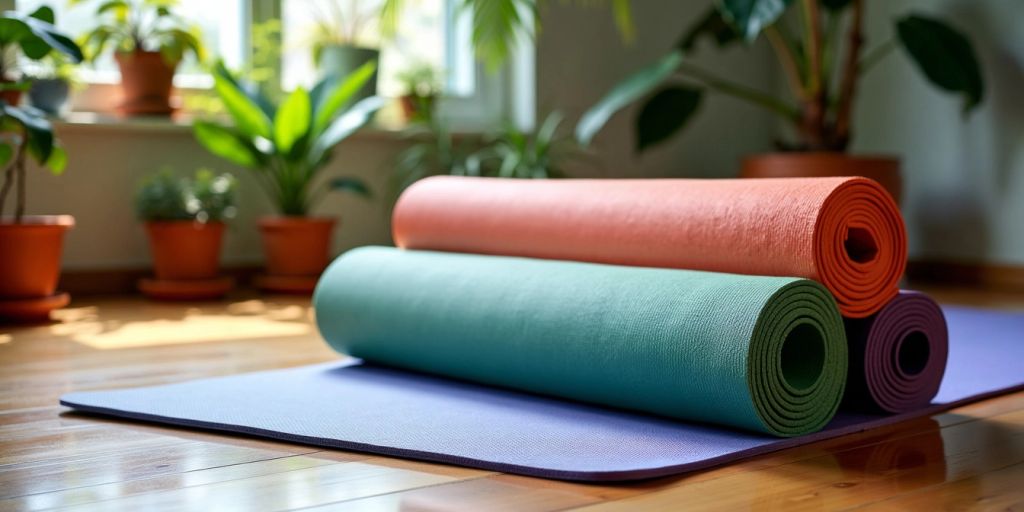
28,78,70,115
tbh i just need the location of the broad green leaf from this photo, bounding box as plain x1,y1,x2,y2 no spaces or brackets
0,143,13,168
0,18,30,42
193,120,262,168
896,14,984,114
635,86,703,152
611,0,635,43
312,60,377,135
575,51,683,146
28,5,55,24
328,177,371,198
212,60,275,118
310,96,385,163
21,16,85,62
463,0,534,73
718,0,794,42
213,72,273,140
45,145,67,175
4,105,53,163
679,6,739,52
274,87,311,153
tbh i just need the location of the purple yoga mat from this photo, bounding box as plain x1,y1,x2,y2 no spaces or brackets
60,305,1023,481
843,291,948,413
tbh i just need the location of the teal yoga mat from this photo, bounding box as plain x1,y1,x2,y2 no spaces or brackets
314,247,848,436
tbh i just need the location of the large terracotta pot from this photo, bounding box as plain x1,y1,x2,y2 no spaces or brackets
145,221,225,280
740,152,902,205
258,217,337,277
0,215,73,321
115,50,177,116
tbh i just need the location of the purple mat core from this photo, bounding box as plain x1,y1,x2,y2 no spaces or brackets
843,291,949,413
59,306,1023,481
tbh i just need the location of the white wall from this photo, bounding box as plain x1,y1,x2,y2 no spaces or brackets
852,0,1024,265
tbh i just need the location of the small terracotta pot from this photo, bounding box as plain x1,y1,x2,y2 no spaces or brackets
258,217,337,277
145,221,225,280
115,50,178,116
740,152,902,205
400,94,436,123
0,215,74,299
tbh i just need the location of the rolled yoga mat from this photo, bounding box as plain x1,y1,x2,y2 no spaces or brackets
315,247,847,437
393,176,907,318
60,288,1024,481
843,291,948,413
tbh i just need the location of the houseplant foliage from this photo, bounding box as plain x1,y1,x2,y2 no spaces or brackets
0,7,83,321
135,169,237,299
305,0,383,104
74,0,205,114
576,0,985,153
193,60,382,291
391,111,580,202
396,62,440,123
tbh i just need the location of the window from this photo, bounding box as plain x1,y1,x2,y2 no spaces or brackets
5,0,531,129
12,0,246,88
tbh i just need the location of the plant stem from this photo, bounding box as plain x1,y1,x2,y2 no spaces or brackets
676,63,800,122
801,0,823,95
765,26,807,101
13,135,27,222
833,0,865,150
859,38,897,75
0,156,14,217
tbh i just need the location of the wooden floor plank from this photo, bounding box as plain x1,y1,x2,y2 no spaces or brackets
0,288,1021,511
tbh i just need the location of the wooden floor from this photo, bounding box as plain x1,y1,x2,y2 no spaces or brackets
1,286,1022,511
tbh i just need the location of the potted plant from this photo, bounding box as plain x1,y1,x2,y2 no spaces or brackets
307,0,381,104
26,53,79,115
193,60,382,294
575,1,985,202
135,168,237,300
0,7,82,322
395,62,440,124
75,0,204,116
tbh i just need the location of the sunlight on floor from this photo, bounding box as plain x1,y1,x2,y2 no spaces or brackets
47,299,315,350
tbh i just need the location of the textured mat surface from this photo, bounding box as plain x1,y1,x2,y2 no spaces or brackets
315,247,847,436
393,176,906,318
843,291,948,413
61,306,1023,481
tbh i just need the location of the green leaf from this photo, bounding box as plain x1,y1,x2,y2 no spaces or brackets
312,60,377,136
213,72,273,140
4,105,53,164
211,60,275,118
635,86,703,152
679,6,740,52
28,6,56,24
328,177,371,198
463,0,534,73
896,14,984,114
310,96,385,164
274,87,311,154
20,16,85,62
611,0,635,43
718,0,794,42
45,145,67,175
193,121,262,168
575,51,683,146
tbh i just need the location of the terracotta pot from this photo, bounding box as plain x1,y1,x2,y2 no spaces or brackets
0,215,74,299
400,94,436,123
0,77,23,106
115,50,177,116
258,217,336,277
740,152,902,205
145,221,225,280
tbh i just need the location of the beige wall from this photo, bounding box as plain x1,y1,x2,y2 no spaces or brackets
852,0,1024,265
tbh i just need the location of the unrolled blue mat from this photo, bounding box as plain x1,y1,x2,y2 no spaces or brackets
61,306,1023,481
